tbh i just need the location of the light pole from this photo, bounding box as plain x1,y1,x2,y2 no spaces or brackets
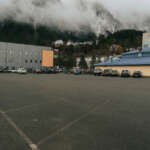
5,43,8,69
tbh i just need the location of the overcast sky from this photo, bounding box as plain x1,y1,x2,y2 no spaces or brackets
100,0,150,22
0,0,150,34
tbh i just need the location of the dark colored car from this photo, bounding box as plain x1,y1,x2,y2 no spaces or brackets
64,69,72,74
34,69,42,74
1,68,11,73
0,69,4,73
103,69,112,76
132,71,142,78
121,70,130,77
41,68,57,74
111,70,118,76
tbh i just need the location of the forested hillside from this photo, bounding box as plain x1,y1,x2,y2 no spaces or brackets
0,20,96,46
0,20,143,56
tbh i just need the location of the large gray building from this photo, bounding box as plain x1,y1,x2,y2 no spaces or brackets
0,42,52,70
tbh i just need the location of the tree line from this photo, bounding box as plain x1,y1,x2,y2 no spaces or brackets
0,19,144,69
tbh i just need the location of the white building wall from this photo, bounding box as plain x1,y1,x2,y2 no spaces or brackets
143,32,150,48
0,42,52,69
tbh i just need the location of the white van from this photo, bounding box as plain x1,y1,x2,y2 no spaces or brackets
17,68,27,74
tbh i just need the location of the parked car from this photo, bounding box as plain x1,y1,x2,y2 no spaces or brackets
17,68,27,74
121,70,130,77
94,69,103,76
9,69,18,73
33,69,42,74
42,68,57,74
0,69,4,73
111,70,118,76
63,69,72,74
103,69,112,76
74,70,81,75
132,71,142,78
1,67,11,73
56,68,63,73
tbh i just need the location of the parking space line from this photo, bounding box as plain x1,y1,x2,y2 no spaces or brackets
0,110,39,150
4,96,64,113
5,101,49,113
37,99,111,146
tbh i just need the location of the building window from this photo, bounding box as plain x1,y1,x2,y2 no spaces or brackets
35,60,37,63
40,60,42,64
25,60,28,63
30,60,32,63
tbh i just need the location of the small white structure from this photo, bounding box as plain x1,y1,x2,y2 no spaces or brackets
54,40,64,47
66,41,73,46
66,41,93,47
143,32,150,48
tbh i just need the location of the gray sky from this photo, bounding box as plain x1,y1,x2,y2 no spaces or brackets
0,0,150,34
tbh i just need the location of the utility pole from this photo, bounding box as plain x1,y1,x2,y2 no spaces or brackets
5,43,8,68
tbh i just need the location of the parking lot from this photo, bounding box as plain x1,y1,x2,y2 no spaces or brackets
1,73,150,150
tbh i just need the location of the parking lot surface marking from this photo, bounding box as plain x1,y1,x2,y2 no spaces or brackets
0,110,39,150
5,101,49,113
37,99,111,146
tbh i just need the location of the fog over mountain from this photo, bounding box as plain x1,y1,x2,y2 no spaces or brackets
0,0,150,35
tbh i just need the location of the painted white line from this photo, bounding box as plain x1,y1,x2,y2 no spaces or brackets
5,96,62,113
0,110,39,150
5,101,48,113
37,99,111,146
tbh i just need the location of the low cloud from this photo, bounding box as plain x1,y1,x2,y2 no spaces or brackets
0,0,150,34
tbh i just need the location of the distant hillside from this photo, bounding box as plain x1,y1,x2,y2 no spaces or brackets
97,30,143,49
0,20,143,55
0,20,96,46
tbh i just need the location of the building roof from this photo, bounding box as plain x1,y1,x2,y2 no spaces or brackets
95,47,150,66
0,41,52,50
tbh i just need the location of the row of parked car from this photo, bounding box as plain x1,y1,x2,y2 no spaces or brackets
0,68,64,74
94,69,142,78
0,68,27,74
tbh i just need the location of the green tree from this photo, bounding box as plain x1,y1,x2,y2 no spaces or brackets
64,55,75,69
79,55,88,69
54,55,64,67
90,56,96,70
